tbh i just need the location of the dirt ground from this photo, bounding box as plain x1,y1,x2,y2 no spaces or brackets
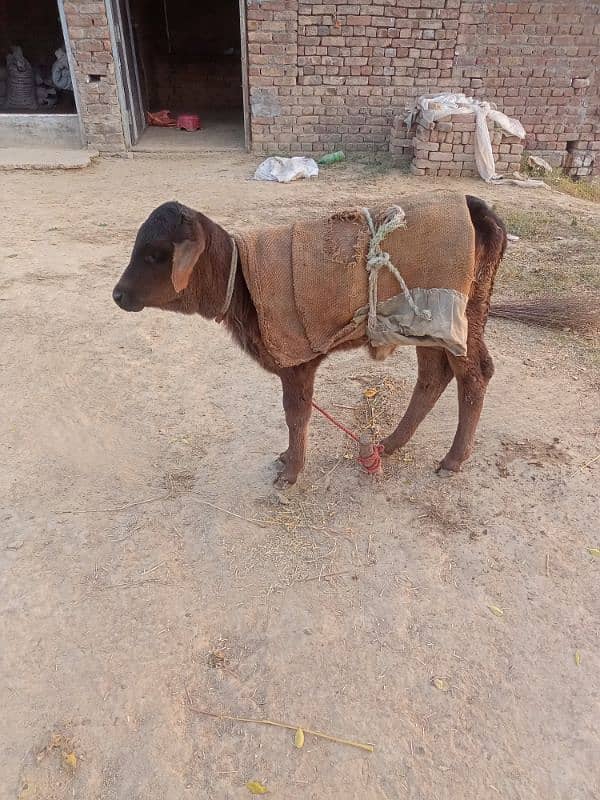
1,154,599,800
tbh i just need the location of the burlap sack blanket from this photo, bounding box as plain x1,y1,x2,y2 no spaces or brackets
234,191,475,368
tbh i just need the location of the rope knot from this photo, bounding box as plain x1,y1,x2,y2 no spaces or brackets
368,252,393,272
358,440,385,475
362,205,432,334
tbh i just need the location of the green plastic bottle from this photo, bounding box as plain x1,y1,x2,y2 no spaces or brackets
318,150,345,165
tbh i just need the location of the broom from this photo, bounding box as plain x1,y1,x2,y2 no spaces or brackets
489,296,600,336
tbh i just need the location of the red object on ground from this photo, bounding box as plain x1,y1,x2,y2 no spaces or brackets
146,110,176,127
311,400,384,475
177,114,202,132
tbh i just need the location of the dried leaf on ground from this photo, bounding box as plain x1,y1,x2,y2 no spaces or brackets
294,728,305,748
63,752,77,771
588,548,600,557
208,650,226,668
432,677,449,691
575,650,582,667
363,388,378,398
488,605,504,617
246,780,268,795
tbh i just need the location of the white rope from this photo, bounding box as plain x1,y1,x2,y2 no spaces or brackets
362,206,431,337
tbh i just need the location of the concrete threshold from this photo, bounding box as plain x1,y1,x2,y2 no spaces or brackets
0,148,99,171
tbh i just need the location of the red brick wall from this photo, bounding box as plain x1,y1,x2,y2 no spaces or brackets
247,0,463,154
454,1,599,169
62,1,125,152
148,59,243,113
247,0,299,152
247,0,600,167
55,0,600,162
293,0,462,154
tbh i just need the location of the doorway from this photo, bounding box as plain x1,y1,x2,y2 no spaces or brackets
108,0,248,151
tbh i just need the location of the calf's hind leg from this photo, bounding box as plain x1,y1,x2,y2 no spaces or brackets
437,341,494,475
381,348,453,455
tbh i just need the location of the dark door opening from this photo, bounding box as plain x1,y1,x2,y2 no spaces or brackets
0,0,76,115
120,0,247,150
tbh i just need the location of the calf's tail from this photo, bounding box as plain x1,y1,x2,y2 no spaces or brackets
465,195,507,315
466,195,507,284
466,196,599,336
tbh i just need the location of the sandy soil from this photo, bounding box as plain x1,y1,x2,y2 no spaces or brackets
1,154,599,800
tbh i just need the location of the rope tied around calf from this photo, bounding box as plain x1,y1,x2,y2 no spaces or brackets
216,237,239,322
362,205,432,339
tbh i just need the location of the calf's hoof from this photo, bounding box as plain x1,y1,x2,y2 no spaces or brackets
274,466,299,489
436,459,461,478
380,435,400,456
276,449,289,465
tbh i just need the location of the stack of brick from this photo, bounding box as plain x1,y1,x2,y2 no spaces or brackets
390,115,414,164
564,140,598,180
410,113,524,178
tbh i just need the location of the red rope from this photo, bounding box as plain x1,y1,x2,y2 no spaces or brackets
311,400,360,443
311,400,383,474
359,443,385,475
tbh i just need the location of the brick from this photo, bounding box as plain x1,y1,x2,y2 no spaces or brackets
413,159,433,169
429,152,454,162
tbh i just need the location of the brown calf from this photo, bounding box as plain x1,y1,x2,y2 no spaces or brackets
113,196,506,486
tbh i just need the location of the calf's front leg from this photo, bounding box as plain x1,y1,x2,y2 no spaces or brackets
276,359,321,487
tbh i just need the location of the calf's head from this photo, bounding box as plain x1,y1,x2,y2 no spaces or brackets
113,201,205,312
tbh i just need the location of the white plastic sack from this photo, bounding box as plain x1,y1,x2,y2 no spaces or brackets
51,48,72,91
254,156,319,183
473,104,496,183
487,108,525,139
404,92,474,128
405,93,526,182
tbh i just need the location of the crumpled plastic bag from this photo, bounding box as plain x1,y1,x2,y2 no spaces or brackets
405,93,526,182
254,156,319,183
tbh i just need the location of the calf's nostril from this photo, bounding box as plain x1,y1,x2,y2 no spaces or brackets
113,283,144,312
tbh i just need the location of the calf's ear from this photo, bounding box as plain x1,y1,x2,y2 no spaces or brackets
171,217,206,292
